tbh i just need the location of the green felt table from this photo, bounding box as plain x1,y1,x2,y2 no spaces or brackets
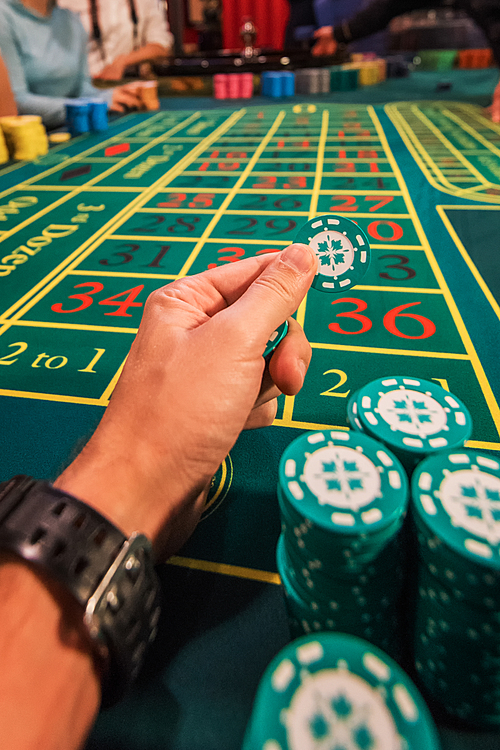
1,71,500,750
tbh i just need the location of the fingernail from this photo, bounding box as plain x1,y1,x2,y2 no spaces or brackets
297,358,308,382
281,244,316,274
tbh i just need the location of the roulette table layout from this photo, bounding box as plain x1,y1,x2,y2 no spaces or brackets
0,100,500,750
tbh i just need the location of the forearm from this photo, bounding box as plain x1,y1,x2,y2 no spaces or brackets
0,553,100,750
115,43,170,68
16,93,66,128
333,0,436,43
0,56,16,116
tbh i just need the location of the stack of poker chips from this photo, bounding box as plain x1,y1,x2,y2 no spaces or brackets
0,127,9,164
277,429,408,656
295,68,330,95
0,115,48,161
213,73,253,100
65,98,108,136
458,48,494,69
260,71,295,98
347,376,473,473
242,633,442,750
411,450,500,728
329,65,359,91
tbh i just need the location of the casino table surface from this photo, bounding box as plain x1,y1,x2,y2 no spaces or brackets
1,71,500,749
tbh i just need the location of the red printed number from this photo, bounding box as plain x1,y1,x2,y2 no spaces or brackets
51,283,145,317
329,298,435,339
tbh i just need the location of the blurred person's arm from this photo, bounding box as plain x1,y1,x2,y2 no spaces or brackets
94,0,173,81
0,52,17,116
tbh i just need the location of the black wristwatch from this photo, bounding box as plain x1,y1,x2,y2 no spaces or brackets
0,475,161,707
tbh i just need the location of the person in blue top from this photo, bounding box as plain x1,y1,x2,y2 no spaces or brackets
0,0,142,128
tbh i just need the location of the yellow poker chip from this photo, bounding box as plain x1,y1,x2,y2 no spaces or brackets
48,132,72,143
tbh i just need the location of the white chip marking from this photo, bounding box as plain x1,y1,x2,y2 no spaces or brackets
268,330,278,343
263,741,282,750
377,450,393,467
311,220,322,229
465,539,493,559
455,412,467,426
331,512,355,526
393,683,419,722
288,481,304,500
429,438,448,448
327,218,340,225
357,234,365,246
403,379,420,386
322,281,336,289
388,470,402,489
418,472,432,491
360,250,367,262
449,454,470,465
330,431,350,441
285,459,297,478
297,640,324,664
445,396,460,409
272,659,295,692
477,456,500,470
402,437,423,448
421,494,437,515
361,396,372,408
308,432,325,444
381,379,398,386
339,278,351,287
363,652,391,681
365,412,378,426
361,508,383,524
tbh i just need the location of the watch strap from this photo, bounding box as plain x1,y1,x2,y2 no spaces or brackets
0,476,161,707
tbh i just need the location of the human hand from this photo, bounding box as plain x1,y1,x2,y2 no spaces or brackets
94,56,128,81
109,85,143,112
312,26,337,57
54,245,317,559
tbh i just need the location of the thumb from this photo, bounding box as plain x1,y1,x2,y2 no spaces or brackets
222,243,317,349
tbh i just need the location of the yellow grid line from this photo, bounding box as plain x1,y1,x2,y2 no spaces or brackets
369,106,500,439
436,205,500,325
385,103,500,205
176,110,291,279
310,342,470,359
282,108,329,425
167,556,280,585
0,113,200,247
0,111,246,347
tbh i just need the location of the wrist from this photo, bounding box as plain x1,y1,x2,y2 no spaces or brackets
53,423,207,558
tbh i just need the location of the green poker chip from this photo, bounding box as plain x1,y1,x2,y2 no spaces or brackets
264,320,289,358
294,214,371,293
412,450,500,571
242,632,441,750
279,429,408,536
356,376,472,455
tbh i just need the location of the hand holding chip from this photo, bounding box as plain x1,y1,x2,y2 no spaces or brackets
55,244,316,558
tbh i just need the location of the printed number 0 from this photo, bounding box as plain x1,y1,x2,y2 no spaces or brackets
320,369,351,398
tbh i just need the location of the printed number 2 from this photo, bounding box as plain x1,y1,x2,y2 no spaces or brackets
0,341,28,365
320,369,351,398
